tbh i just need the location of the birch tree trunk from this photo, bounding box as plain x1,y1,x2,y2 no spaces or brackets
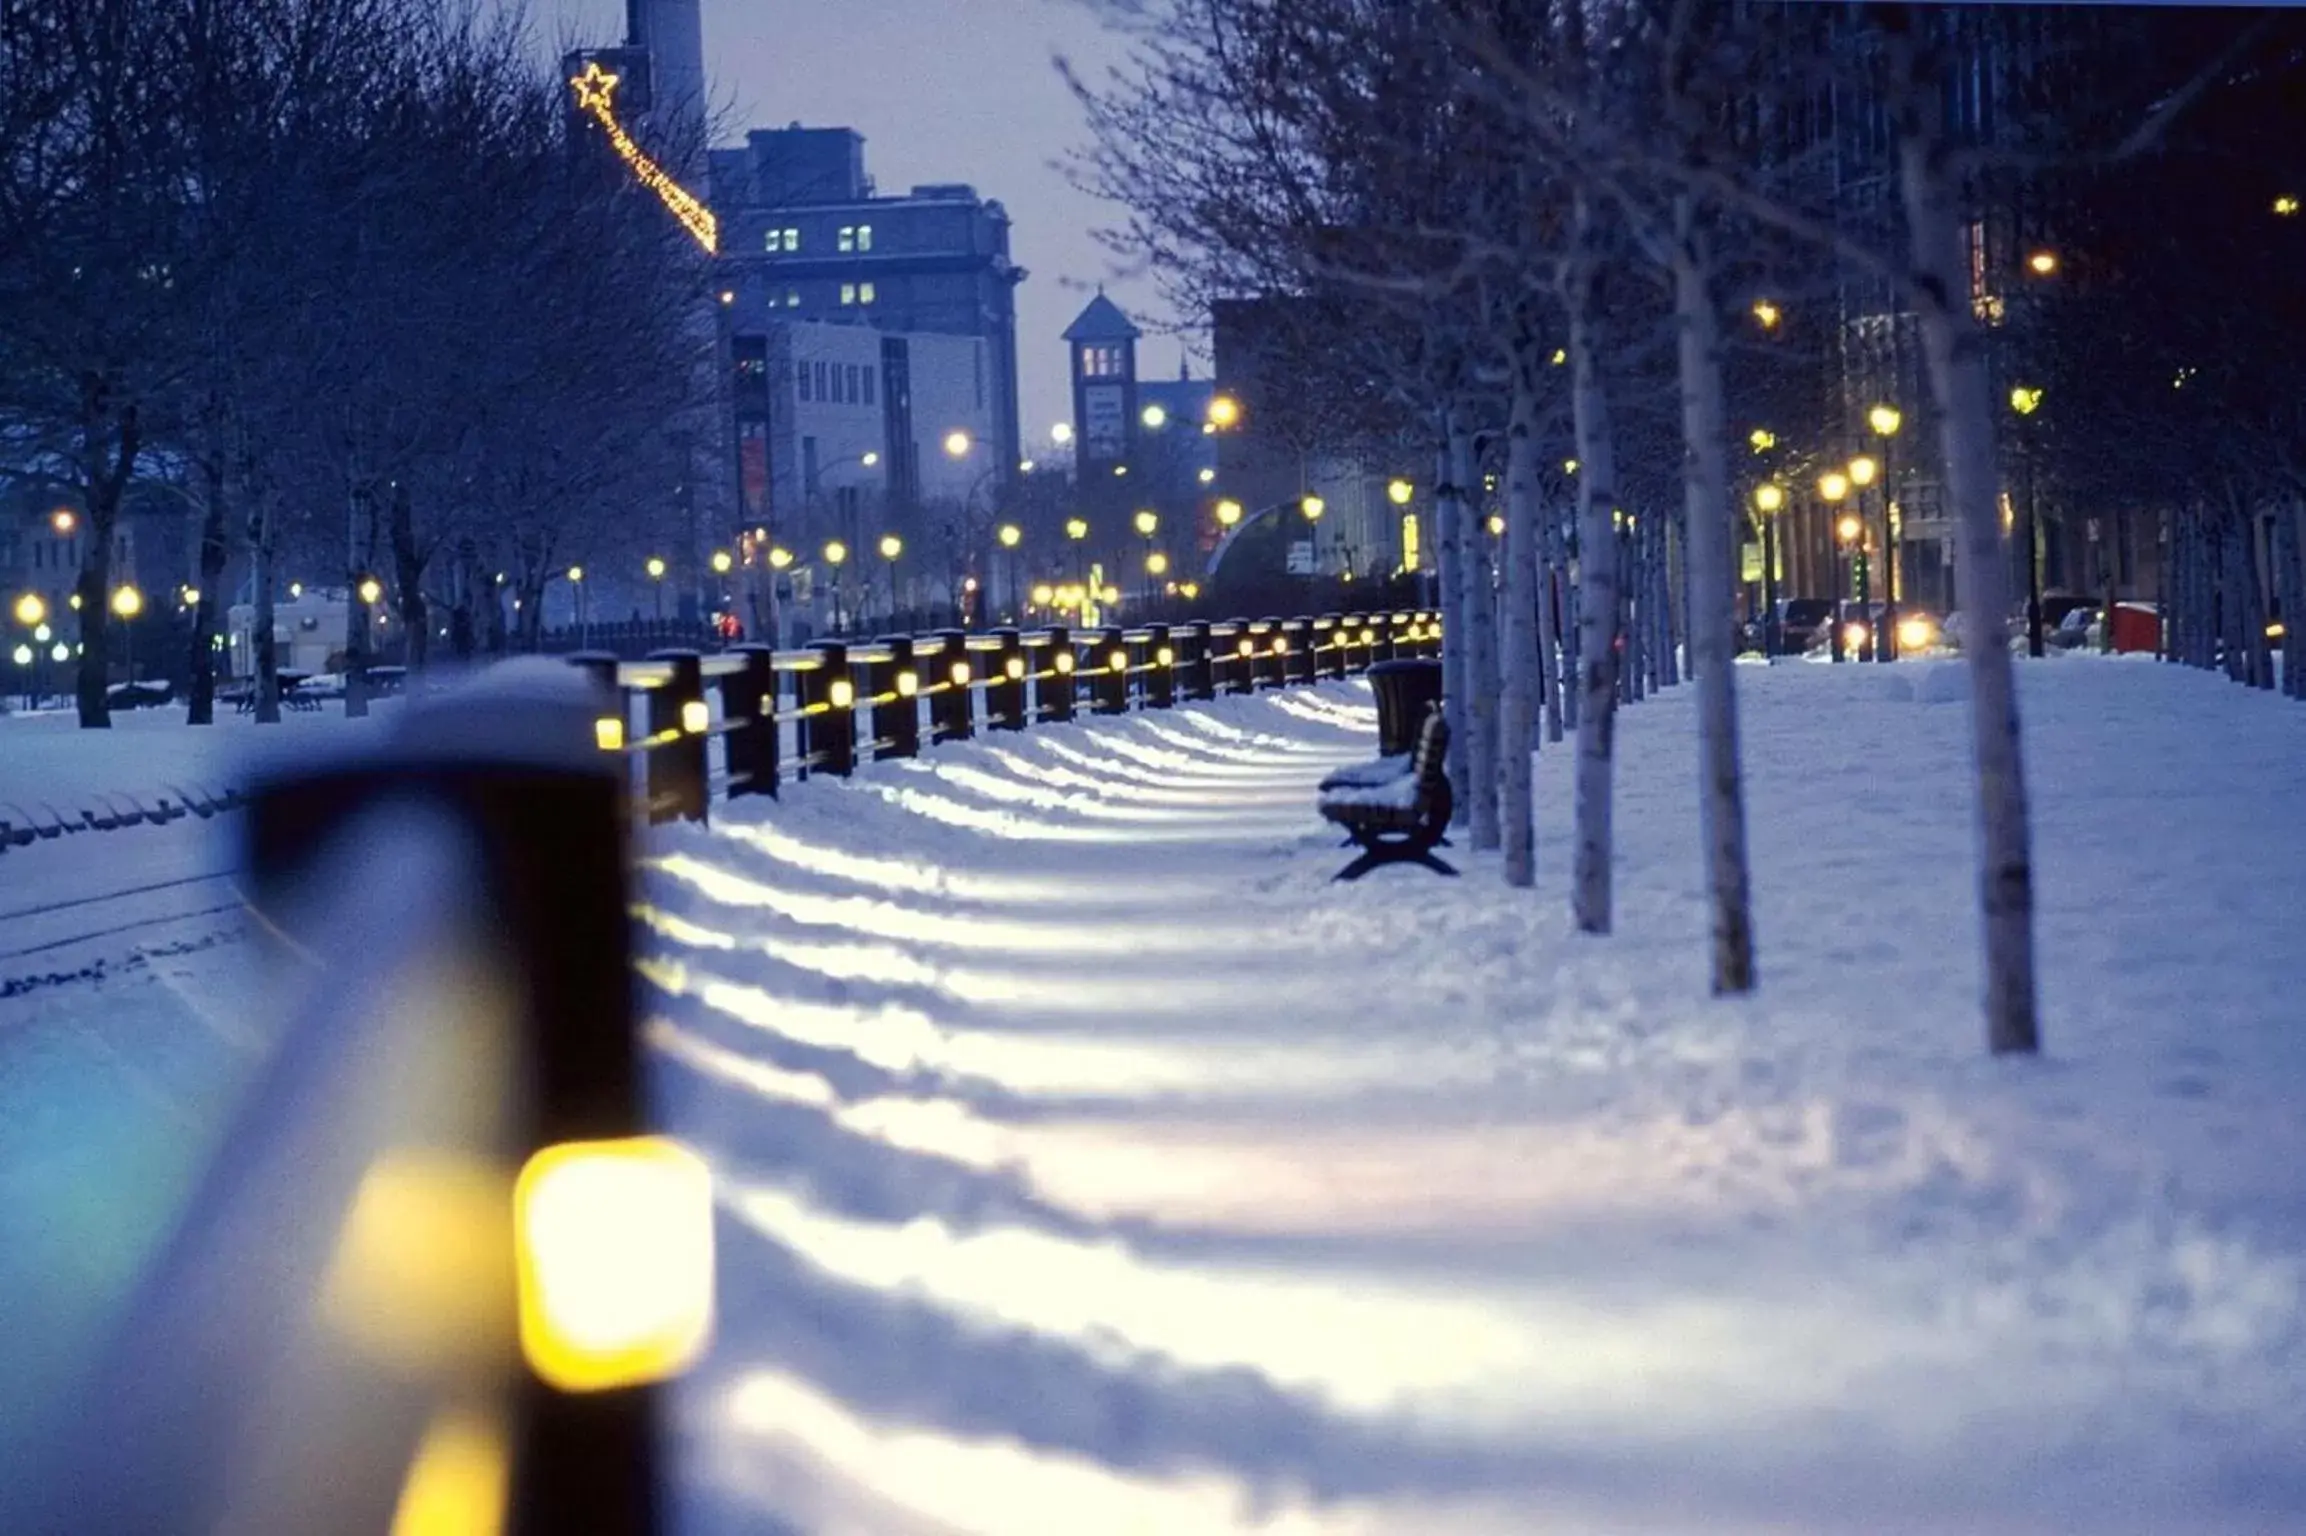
1565,190,1621,934
1537,512,1566,742
1435,424,1471,825
1894,45,2040,1054
1672,216,1758,993
1458,419,1503,851
1500,326,1545,886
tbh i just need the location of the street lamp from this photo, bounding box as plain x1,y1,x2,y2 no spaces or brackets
1215,498,1243,527
2026,250,2058,276
1753,484,1785,655
1869,405,1904,659
1833,512,1865,663
943,430,972,459
111,584,143,682
1140,404,1167,429
877,534,903,623
1133,509,1158,537
1146,551,1169,577
1197,467,1216,485
768,547,793,570
1749,428,1776,453
1206,395,1240,429
357,576,383,607
1387,479,1413,506
1751,299,1782,329
567,566,589,644
645,555,668,619
1820,473,1853,663
711,550,733,575
13,592,45,628
2009,385,2046,654
49,509,74,535
2009,386,2043,417
1051,422,1075,446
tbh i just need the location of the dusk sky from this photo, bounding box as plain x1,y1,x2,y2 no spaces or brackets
536,0,1184,451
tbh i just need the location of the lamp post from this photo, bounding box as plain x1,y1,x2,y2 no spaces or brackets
996,523,1021,620
1753,484,1785,657
1820,471,1852,662
1300,494,1325,576
1849,456,1880,661
567,566,588,648
111,583,144,683
822,540,849,632
1868,405,1903,660
877,534,903,624
2010,385,2045,657
646,555,667,621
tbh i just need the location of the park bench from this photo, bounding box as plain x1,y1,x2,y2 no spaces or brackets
1317,701,1457,881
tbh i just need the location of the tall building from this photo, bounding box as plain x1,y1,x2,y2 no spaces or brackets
1061,293,1219,579
712,126,1025,543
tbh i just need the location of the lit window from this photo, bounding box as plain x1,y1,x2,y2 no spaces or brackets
840,283,856,305
837,225,856,252
858,281,876,304
781,227,800,252
857,224,873,251
784,289,799,308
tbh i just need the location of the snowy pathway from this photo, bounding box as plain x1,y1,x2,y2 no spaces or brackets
643,660,2306,1535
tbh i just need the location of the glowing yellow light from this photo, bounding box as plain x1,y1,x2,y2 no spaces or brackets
943,430,972,458
1030,583,1054,605
1237,637,1254,656
12,593,44,627
997,524,1021,548
1215,499,1243,527
1487,514,1506,536
1179,581,1200,599
1835,513,1863,544
949,660,971,687
105,584,141,619
2027,250,2058,276
680,699,710,734
824,540,848,565
1054,651,1075,675
1109,649,1128,672
594,717,624,751
50,508,75,534
1146,551,1170,576
1551,348,1567,365
878,534,903,561
1156,645,1174,666
68,593,81,611
1842,620,1870,651
1207,395,1241,428
1819,472,1851,502
179,586,199,607
1360,628,1376,645
1752,300,1781,329
514,1135,714,1393
290,581,305,599
1387,479,1414,505
2276,196,2301,217
646,557,667,580
1754,483,1785,513
896,670,920,697
2010,386,2043,416
567,62,718,252
1133,509,1158,536
1100,585,1120,604
711,550,733,574
1300,495,1325,520
567,565,584,582
1869,404,1902,437
389,1404,509,1536
828,678,856,710
1898,615,1937,651
861,451,881,468
1272,636,1289,655
1141,404,1168,428
1749,428,1776,452
1004,655,1025,680
768,547,794,570
1849,455,1878,487
1065,518,1088,540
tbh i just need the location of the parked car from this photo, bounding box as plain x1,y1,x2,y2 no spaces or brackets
1745,598,1837,654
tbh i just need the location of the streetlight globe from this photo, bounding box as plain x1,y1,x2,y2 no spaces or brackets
1300,495,1325,521
180,586,200,607
567,565,584,582
1051,421,1075,445
10,644,28,667
1065,518,1088,541
861,451,881,468
1836,513,1863,545
1749,428,1777,453
1146,551,1170,576
1133,509,1158,536
1030,583,1055,606
1819,471,1851,503
110,585,143,619
13,592,45,627
1215,499,1243,527
646,557,667,579
1751,299,1782,329
1206,395,1241,429
768,547,794,570
1753,484,1785,514
824,540,848,565
49,509,75,535
1197,467,1216,484
1179,581,1200,600
878,534,903,561
2027,250,2058,276
997,523,1021,548
357,577,383,606
1140,404,1167,429
1387,478,1413,505
2010,386,2043,416
711,550,733,573
943,430,972,458
1848,455,1879,487
1868,404,1902,437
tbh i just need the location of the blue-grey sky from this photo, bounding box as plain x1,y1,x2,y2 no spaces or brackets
536,0,1181,450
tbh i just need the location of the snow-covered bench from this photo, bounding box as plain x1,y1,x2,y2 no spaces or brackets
1316,702,1456,881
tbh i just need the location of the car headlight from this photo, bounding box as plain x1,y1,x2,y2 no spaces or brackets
1897,616,1936,650
1842,621,1869,650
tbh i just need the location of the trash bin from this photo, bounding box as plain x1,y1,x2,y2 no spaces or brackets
1367,658,1443,756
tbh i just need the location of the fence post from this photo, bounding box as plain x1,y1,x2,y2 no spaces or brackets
1224,622,1255,695
1284,617,1316,686
1093,626,1129,714
932,629,974,742
990,627,1027,730
874,636,920,760
803,640,854,778
720,644,780,800
1145,623,1175,708
1037,626,1075,722
1178,621,1213,701
1369,614,1395,664
1318,614,1348,680
645,649,708,823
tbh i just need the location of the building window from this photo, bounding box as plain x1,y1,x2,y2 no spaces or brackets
845,364,860,403
862,366,876,406
768,226,800,253
797,359,812,401
1082,344,1125,379
838,225,856,252
815,361,830,399
858,282,876,305
857,224,873,252
840,283,857,306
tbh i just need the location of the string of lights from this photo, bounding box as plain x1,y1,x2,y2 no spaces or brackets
568,61,718,254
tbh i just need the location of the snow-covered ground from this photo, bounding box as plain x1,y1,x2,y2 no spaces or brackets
642,658,2306,1535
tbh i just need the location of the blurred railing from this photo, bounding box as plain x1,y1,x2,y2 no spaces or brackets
573,608,1442,824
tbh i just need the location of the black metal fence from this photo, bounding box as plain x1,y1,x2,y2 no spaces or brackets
573,610,1442,824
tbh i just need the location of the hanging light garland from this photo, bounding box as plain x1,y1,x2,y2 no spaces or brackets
568,60,718,254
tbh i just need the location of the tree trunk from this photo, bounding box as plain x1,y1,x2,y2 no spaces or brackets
1537,510,1566,743
1435,419,1471,825
389,481,430,671
186,450,230,726
72,388,140,730
1895,47,2039,1054
345,481,372,718
1565,190,1621,934
1500,326,1545,887
1673,222,1757,994
1457,420,1502,851
251,499,280,725
2236,508,2272,690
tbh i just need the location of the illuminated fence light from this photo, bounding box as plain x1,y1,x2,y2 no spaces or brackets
1360,628,1377,645
1272,637,1289,655
828,678,856,710
1053,652,1076,675
680,699,710,735
514,1136,714,1393
1108,649,1128,673
1156,645,1174,667
896,670,920,697
949,661,971,687
1004,655,1026,680
1237,638,1255,657
594,717,625,752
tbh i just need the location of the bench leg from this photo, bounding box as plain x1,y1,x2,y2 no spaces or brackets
1334,839,1457,882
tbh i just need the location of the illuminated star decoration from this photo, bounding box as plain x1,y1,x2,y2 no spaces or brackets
568,60,719,254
